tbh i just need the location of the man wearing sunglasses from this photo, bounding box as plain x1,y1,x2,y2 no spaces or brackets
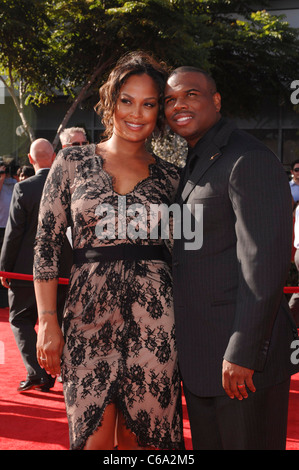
59,127,89,148
290,159,299,204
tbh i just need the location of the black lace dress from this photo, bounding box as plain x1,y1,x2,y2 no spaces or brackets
33,144,184,450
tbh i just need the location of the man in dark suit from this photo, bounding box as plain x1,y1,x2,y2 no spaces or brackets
164,67,299,449
0,139,72,392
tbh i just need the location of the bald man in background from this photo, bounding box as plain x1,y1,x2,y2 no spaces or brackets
0,139,72,392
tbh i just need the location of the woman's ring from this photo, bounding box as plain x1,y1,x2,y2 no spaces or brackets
237,384,245,388
40,357,47,361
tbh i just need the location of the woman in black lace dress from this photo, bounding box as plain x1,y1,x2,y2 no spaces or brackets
33,52,184,450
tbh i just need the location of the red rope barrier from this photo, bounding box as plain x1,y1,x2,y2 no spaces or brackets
0,271,69,285
0,270,299,292
284,287,299,293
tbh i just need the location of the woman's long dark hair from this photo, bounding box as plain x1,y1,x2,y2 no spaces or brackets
95,51,169,139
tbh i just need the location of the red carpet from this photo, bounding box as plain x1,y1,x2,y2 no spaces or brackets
0,306,298,450
0,308,69,450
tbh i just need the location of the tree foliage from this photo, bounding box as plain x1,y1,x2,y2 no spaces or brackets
206,7,299,116
0,0,57,140
0,0,298,149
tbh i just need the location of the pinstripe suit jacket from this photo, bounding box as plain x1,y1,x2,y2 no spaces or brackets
0,169,72,287
172,118,299,397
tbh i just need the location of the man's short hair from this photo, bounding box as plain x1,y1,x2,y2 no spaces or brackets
291,159,299,170
168,66,217,94
59,127,87,146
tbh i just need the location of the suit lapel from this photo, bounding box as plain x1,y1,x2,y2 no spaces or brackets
179,145,221,204
179,119,237,205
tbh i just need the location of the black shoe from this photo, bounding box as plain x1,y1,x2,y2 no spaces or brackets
17,377,48,393
40,375,56,392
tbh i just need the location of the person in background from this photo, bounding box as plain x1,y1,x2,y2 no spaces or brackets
164,66,299,450
289,203,299,326
289,161,299,321
33,52,183,451
19,165,35,181
0,160,17,247
9,162,20,182
0,139,72,392
16,167,22,181
59,127,89,148
290,159,299,204
0,160,17,307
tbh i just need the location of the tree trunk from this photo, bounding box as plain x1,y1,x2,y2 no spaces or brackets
0,76,35,142
52,57,115,150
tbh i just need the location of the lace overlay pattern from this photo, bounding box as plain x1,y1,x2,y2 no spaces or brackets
33,145,184,450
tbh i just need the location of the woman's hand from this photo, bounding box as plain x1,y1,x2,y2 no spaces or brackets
37,315,64,377
34,278,62,376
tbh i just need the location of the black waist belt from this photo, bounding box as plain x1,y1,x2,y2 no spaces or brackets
73,244,166,264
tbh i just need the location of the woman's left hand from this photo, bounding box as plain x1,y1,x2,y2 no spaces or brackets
37,318,65,377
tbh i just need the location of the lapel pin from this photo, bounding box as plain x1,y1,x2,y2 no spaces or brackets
210,153,220,160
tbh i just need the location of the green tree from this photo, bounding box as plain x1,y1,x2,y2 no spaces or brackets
0,0,298,151
204,7,299,117
47,0,211,147
0,0,59,141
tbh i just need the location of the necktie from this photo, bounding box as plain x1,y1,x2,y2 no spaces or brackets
183,151,197,184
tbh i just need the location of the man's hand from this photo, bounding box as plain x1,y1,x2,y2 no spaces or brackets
222,359,256,400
